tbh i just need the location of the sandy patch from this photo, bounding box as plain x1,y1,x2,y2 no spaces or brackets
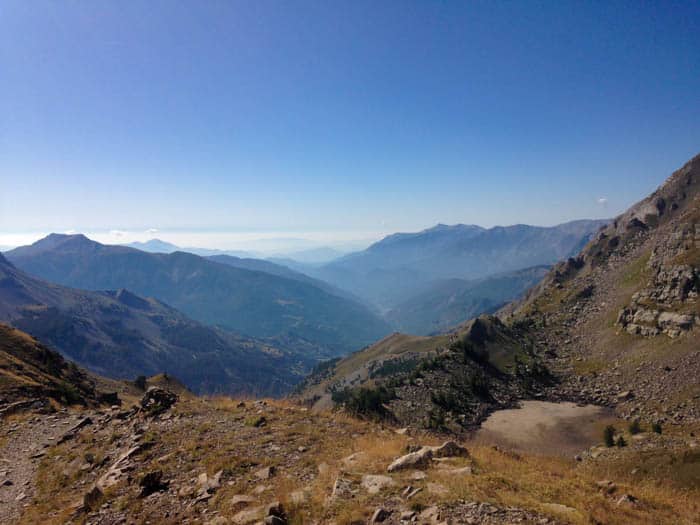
472,401,613,457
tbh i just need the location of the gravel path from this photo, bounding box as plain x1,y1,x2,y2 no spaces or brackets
0,410,82,524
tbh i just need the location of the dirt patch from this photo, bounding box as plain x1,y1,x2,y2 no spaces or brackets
472,401,614,457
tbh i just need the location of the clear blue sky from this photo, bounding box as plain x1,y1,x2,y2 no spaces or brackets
1,1,699,249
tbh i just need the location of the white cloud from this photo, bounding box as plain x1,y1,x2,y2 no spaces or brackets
597,197,608,206
145,228,159,234
109,230,126,238
63,229,77,235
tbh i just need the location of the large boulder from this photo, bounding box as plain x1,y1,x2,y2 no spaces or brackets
387,448,433,472
426,440,470,458
140,387,178,415
387,441,469,472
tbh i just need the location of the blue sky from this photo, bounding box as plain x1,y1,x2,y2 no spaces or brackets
1,1,699,251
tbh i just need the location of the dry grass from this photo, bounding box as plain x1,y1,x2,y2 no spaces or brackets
16,396,700,525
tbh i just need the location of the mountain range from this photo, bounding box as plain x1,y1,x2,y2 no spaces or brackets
306,219,607,311
126,239,256,258
4,235,391,356
0,253,313,395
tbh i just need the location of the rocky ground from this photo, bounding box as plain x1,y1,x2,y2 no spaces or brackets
515,215,700,427
1,387,698,524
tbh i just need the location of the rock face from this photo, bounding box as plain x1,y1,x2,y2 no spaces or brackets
140,387,178,415
617,264,698,337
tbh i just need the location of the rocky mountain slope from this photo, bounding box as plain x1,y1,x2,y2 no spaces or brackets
298,153,700,432
310,220,606,311
5,234,391,355
0,253,312,396
296,315,552,433
0,323,101,408
502,152,700,425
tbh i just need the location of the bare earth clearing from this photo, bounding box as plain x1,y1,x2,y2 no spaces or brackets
473,401,615,457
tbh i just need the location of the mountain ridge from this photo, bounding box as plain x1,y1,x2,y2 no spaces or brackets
5,235,391,355
0,254,314,396
309,219,607,311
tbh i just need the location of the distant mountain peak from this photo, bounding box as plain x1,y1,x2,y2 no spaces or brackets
126,239,180,253
7,233,98,257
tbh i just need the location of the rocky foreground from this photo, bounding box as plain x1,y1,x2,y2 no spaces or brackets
1,387,698,525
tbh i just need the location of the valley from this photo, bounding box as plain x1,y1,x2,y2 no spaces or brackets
3,3,699,523
1,156,699,524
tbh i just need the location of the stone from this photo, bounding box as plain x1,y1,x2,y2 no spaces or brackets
361,474,395,494
541,503,579,517
617,391,633,401
427,441,469,458
446,466,473,475
255,466,276,480
231,494,257,510
387,448,433,472
206,518,230,525
139,469,168,497
419,506,441,521
201,470,223,493
616,494,639,507
97,445,143,490
370,508,390,523
330,477,356,500
140,387,178,415
57,416,93,444
266,500,285,517
83,486,104,511
232,506,265,524
402,485,423,499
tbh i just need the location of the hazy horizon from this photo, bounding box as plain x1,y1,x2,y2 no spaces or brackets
0,213,608,255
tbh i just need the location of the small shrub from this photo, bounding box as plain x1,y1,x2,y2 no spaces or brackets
652,422,662,434
426,409,446,430
629,419,642,435
244,415,267,427
603,425,615,447
616,435,627,448
134,375,147,391
331,386,394,419
470,371,490,398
